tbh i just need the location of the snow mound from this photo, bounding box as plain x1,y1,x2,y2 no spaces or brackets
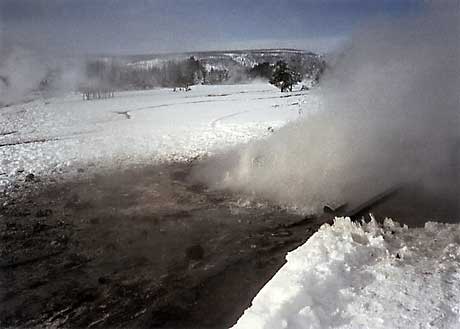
232,217,460,329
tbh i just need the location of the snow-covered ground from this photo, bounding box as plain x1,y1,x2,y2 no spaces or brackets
0,83,315,189
233,217,460,329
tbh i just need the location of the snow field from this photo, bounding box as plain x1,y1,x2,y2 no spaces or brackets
0,83,316,189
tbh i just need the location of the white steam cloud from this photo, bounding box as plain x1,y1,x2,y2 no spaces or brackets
0,47,47,104
192,11,460,213
0,47,85,105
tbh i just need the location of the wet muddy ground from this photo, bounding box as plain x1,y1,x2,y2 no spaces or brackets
1,160,458,328
0,161,325,329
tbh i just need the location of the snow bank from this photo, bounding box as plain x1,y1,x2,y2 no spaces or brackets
233,217,460,329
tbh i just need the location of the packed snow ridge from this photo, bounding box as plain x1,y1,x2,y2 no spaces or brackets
233,217,460,329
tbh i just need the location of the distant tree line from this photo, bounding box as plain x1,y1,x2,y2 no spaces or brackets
82,56,206,92
0,51,327,106
80,54,326,93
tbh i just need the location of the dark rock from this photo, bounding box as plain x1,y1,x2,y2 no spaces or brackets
32,222,48,233
6,222,17,229
10,208,31,217
36,209,52,217
185,244,204,261
58,234,69,244
98,276,111,285
25,173,36,182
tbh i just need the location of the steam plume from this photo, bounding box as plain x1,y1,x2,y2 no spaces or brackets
192,11,460,213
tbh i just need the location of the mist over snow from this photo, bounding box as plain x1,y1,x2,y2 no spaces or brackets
0,47,47,104
192,11,460,214
0,47,85,105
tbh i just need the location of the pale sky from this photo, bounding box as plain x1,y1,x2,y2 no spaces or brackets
1,0,426,55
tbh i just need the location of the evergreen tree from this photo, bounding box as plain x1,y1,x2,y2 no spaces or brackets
269,60,301,92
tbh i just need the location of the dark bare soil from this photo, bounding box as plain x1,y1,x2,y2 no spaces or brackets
0,162,324,329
